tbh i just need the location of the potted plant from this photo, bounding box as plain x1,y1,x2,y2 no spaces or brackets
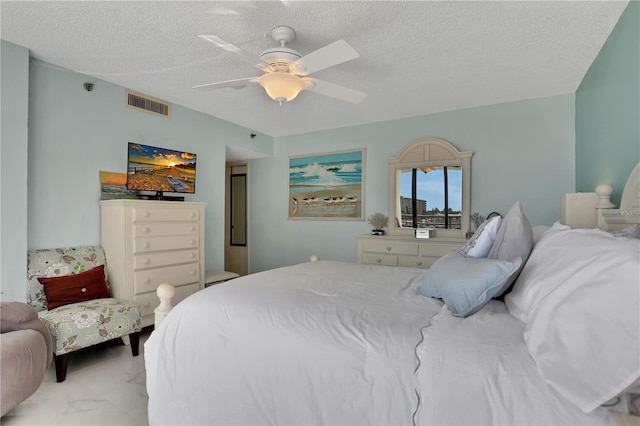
368,212,388,235
471,212,485,230
467,212,485,239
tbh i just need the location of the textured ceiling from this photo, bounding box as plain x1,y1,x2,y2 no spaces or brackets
1,1,628,138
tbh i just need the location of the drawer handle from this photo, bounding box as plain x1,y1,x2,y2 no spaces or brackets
190,270,196,276
376,258,382,263
142,227,150,234
143,242,150,249
386,246,392,251
189,226,196,232
144,278,151,284
143,211,150,218
189,253,196,258
143,258,151,265
189,240,196,245
189,212,196,218
417,261,423,266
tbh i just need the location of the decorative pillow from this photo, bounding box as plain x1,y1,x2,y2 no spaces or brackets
487,200,533,297
459,215,502,258
38,265,111,310
508,228,640,413
417,251,522,318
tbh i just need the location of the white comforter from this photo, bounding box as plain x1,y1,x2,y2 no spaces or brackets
145,261,443,425
416,301,612,425
145,261,613,425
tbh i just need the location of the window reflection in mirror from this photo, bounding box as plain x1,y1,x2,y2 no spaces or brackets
387,138,472,238
399,166,462,229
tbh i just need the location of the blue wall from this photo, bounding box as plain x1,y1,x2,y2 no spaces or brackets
576,1,640,206
1,52,273,302
26,59,272,260
250,94,576,272
2,0,637,298
1,41,30,301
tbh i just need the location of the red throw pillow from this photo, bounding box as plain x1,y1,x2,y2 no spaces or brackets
38,265,111,310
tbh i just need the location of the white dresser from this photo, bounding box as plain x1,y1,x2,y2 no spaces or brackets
357,235,464,269
100,200,206,327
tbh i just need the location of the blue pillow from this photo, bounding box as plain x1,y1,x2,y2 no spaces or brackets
417,251,522,317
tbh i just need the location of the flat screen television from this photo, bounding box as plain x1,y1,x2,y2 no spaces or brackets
127,142,196,200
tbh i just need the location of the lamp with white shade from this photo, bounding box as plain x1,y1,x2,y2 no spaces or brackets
561,183,617,229
561,192,599,228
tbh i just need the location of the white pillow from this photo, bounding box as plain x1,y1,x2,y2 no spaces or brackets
505,221,573,323
508,228,640,413
532,225,551,244
459,215,502,258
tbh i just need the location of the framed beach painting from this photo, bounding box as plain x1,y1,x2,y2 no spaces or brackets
289,148,366,220
99,170,140,199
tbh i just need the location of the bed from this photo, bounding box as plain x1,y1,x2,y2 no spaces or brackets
145,163,639,425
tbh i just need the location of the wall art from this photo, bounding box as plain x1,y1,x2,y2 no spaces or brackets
288,148,365,220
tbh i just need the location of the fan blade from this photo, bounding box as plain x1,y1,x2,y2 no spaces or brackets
303,78,367,104
192,77,256,91
199,35,270,71
292,39,360,76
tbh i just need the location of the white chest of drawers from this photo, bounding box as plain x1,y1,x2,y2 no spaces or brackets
357,235,464,269
100,200,206,327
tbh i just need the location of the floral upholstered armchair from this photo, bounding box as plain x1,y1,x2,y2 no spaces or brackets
27,246,142,382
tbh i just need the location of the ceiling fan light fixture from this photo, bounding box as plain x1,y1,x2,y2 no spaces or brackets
257,72,306,102
196,27,366,105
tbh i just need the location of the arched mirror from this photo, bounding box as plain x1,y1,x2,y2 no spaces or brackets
387,138,472,238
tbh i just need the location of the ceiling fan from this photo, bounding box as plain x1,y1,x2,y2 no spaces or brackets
193,26,367,105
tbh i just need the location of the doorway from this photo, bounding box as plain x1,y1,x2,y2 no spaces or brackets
225,162,248,276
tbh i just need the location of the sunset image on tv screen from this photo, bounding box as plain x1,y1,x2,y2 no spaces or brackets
127,143,196,193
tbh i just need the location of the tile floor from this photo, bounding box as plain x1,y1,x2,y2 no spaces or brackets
2,328,152,426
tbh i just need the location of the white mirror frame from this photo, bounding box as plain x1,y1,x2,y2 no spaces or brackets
387,137,473,238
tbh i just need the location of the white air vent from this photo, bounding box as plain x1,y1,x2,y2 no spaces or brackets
125,90,171,118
